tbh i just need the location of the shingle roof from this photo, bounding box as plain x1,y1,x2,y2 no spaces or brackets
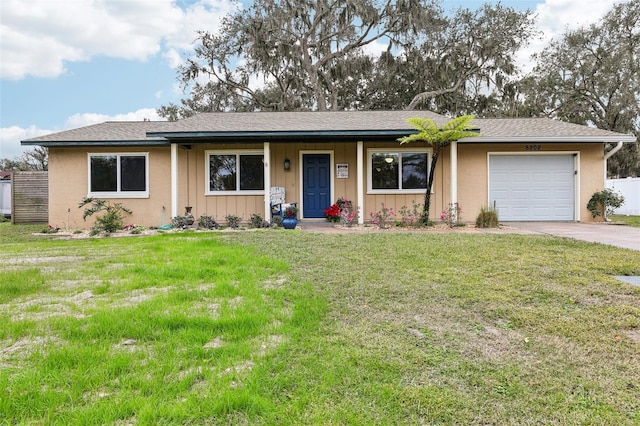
166,110,449,132
22,121,175,145
22,111,636,147
470,117,634,141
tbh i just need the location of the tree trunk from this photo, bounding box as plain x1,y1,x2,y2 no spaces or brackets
422,149,440,224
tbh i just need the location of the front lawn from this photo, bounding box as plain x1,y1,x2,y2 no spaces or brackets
1,224,639,424
611,215,640,228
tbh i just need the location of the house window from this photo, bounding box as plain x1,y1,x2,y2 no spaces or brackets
88,153,148,197
368,149,430,193
206,151,264,194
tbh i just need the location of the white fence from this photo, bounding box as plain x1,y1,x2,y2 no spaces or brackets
0,180,10,216
606,177,640,216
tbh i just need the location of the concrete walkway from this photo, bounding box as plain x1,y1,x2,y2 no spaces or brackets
298,220,640,251
509,222,640,251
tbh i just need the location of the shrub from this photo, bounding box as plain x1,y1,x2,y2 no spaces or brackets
41,225,59,234
340,207,359,227
476,205,499,228
197,215,219,230
398,201,422,227
325,197,354,223
440,203,462,228
225,214,242,229
370,203,395,229
171,215,190,229
587,188,624,221
129,226,144,235
324,203,341,222
78,197,132,234
249,213,269,228
271,216,283,228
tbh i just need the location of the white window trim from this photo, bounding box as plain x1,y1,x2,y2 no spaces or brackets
367,148,432,194
205,150,265,196
87,152,149,198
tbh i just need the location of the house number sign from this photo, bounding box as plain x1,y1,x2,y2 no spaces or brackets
525,145,542,151
336,163,349,178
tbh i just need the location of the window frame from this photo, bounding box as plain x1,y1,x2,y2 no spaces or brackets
87,152,149,198
205,150,265,196
367,148,431,194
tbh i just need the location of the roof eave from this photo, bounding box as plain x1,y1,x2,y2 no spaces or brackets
458,136,637,143
21,140,170,147
146,129,413,141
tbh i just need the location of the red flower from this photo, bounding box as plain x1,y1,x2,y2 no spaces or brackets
324,204,341,222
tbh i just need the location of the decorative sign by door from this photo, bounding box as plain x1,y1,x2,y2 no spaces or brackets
336,163,349,179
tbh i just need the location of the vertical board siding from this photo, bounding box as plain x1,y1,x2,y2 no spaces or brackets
12,171,49,224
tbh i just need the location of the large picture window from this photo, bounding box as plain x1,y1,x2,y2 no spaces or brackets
368,149,429,193
206,151,264,194
88,153,148,197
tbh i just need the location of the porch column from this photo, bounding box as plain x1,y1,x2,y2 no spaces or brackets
357,141,364,225
450,141,458,221
171,143,178,219
264,142,271,220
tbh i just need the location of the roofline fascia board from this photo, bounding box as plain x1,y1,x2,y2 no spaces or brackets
146,129,416,139
459,136,637,143
21,140,170,147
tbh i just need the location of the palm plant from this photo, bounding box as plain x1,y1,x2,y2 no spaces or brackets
398,115,479,224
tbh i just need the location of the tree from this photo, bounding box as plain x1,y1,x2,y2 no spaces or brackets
587,188,624,222
518,0,640,177
159,1,537,119
397,115,478,224
402,3,536,114
0,147,48,171
160,0,439,119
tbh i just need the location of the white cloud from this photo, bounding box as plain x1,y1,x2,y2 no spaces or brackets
0,108,167,160
64,108,165,129
362,39,389,59
517,0,625,73
0,0,237,80
0,126,53,159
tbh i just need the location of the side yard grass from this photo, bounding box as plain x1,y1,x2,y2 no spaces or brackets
1,223,639,424
611,215,640,228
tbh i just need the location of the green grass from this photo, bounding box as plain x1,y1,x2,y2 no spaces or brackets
1,223,639,424
611,215,640,228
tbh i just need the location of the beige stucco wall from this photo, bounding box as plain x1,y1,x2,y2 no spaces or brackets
48,147,172,229
48,141,605,229
457,143,604,223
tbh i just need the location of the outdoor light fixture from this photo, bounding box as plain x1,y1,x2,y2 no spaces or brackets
384,156,395,163
284,158,291,170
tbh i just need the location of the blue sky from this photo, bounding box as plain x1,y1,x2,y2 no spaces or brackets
0,0,622,158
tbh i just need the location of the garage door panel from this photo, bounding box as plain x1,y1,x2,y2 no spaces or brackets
512,190,529,200
512,172,530,183
532,189,550,200
489,155,575,221
532,206,553,218
554,188,573,198
532,172,551,183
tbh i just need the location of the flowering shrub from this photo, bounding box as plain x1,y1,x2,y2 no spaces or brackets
440,202,462,228
324,197,354,223
370,203,395,229
398,201,422,227
324,203,341,222
340,208,359,227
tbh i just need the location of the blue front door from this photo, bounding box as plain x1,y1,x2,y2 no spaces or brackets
303,154,331,218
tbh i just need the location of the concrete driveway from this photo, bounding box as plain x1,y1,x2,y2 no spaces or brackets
509,222,640,251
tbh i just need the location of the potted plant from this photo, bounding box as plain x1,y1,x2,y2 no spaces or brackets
282,205,298,229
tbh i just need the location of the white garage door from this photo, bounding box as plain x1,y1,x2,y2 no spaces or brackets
489,154,576,221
